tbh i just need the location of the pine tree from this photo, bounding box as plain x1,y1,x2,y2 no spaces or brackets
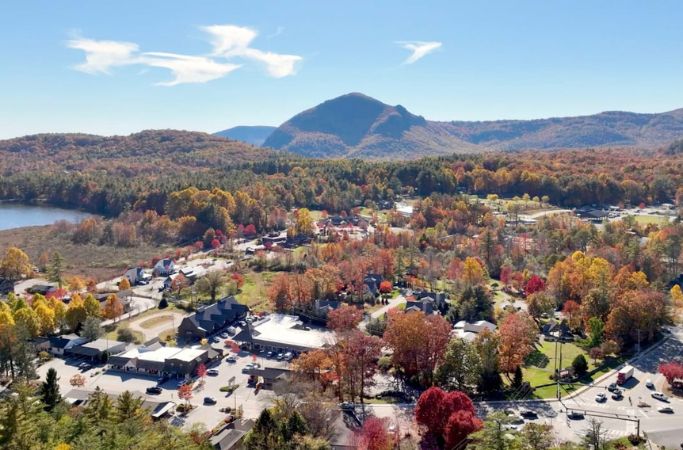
40,367,61,410
48,252,64,288
512,366,524,389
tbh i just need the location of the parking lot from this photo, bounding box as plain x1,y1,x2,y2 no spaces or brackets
37,347,289,431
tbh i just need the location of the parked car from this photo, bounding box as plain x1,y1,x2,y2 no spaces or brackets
146,386,162,395
611,390,623,400
339,402,355,412
207,369,219,376
595,393,607,403
204,397,217,405
220,332,229,339
657,406,674,414
645,379,654,389
519,409,538,419
567,411,584,420
652,392,669,402
507,414,524,425
226,356,237,363
266,351,274,358
227,327,237,335
276,353,284,361
284,352,294,361
607,383,618,392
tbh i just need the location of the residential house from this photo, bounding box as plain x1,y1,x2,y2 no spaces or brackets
452,320,497,342
313,299,341,318
177,296,248,341
124,267,150,286
363,274,383,297
153,258,175,277
210,419,255,450
48,334,87,355
405,298,435,314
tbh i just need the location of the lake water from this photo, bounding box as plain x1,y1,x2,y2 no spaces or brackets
0,203,93,231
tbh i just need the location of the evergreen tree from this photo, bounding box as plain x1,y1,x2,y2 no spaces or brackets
40,368,61,410
48,252,64,288
512,366,524,389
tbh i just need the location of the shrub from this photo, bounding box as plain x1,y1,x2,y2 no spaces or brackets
117,327,135,343
572,354,588,376
219,384,239,394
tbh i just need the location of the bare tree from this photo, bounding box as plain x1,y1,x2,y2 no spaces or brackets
582,418,608,450
197,270,225,302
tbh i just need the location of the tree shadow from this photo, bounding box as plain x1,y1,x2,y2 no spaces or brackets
525,349,550,368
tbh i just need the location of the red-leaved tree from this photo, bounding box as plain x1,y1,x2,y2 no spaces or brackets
659,362,683,386
524,274,546,294
327,304,363,332
196,362,207,379
415,387,481,447
356,417,393,450
379,280,393,294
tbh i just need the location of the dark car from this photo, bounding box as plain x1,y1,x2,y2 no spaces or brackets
607,383,618,392
204,397,217,405
226,356,237,363
567,411,585,420
520,409,538,419
611,389,624,400
146,386,162,395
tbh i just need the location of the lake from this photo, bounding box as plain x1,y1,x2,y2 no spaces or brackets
0,203,93,231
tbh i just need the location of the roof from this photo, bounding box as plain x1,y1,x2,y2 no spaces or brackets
79,338,126,352
167,348,206,362
244,314,335,351
182,296,248,335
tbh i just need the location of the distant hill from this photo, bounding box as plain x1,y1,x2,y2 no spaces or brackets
215,126,276,146
262,93,683,158
0,129,274,175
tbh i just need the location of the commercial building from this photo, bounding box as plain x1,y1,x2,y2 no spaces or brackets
235,314,334,353
108,342,215,377
177,296,248,341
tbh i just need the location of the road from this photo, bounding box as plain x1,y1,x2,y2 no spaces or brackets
478,326,683,448
358,295,405,331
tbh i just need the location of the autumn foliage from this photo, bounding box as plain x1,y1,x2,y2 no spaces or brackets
415,387,482,448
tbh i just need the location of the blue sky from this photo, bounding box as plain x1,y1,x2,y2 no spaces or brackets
1,0,682,138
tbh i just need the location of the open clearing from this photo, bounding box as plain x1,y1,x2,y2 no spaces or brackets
0,224,174,281
138,314,175,329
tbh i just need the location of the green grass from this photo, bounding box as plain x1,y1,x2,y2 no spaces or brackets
104,327,144,344
630,214,671,226
522,339,624,399
236,270,275,312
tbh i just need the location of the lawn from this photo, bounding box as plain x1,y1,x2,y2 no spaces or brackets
237,270,275,312
630,214,672,226
104,326,144,344
523,339,624,399
138,314,175,329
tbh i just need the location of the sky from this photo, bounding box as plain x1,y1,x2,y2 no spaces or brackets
1,0,683,139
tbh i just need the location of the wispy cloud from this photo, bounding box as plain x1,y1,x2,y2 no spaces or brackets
141,52,241,86
202,24,302,77
67,38,139,74
67,24,302,85
397,41,442,64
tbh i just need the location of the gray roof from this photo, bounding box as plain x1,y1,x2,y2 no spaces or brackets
181,297,248,335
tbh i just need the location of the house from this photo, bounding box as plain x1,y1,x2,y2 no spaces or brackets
245,367,290,389
0,278,14,296
313,299,341,318
124,267,150,286
210,419,255,450
69,339,128,361
452,320,497,342
405,298,435,314
153,258,175,277
48,334,87,355
177,296,249,341
542,320,573,341
180,267,207,283
363,274,383,297
412,290,447,308
235,314,335,353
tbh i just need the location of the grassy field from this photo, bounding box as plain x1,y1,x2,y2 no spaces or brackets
104,326,144,344
0,225,174,281
630,214,672,226
523,339,623,399
237,270,275,312
138,314,176,329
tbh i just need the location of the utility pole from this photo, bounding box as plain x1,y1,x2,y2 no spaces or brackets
637,329,641,354
554,331,560,400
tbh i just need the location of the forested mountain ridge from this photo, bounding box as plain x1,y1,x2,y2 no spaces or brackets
261,93,683,158
0,129,275,176
214,126,276,146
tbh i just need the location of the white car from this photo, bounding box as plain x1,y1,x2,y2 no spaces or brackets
645,379,654,389
651,392,668,402
595,393,607,403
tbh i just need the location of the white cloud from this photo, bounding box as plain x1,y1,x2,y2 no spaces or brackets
201,24,256,55
67,38,139,74
141,52,241,86
67,24,302,85
202,24,302,77
397,41,442,64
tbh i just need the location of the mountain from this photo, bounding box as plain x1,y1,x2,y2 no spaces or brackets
263,93,683,158
263,93,482,159
215,126,276,146
0,129,275,175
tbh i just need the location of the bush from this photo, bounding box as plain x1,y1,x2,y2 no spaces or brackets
159,298,168,309
572,354,588,376
219,384,239,394
117,327,135,343
38,351,52,363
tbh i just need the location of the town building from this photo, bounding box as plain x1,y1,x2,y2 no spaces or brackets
235,313,334,353
177,296,249,341
108,342,215,377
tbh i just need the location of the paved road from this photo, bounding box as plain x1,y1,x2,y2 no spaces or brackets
478,326,683,448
